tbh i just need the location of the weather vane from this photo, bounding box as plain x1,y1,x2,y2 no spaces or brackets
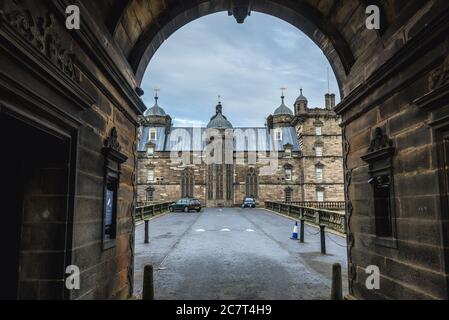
218,95,221,104
280,87,287,97
154,87,160,98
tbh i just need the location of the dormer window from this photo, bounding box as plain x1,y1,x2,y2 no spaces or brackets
275,129,283,141
147,147,154,156
284,164,293,181
285,169,292,181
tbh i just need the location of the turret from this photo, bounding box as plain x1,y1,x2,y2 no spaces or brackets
294,89,308,115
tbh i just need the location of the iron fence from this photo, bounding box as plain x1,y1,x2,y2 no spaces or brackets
135,202,172,222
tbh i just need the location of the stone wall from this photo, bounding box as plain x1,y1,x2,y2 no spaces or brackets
336,0,449,300
294,111,345,203
0,0,144,300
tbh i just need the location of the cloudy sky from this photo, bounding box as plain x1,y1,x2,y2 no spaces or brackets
141,12,340,128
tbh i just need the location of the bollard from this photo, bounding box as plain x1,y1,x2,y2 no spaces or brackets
331,263,343,300
144,220,149,244
300,219,305,243
142,265,154,300
320,224,326,254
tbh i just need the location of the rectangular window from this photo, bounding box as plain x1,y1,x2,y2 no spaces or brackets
150,129,157,141
316,191,324,202
315,126,322,136
316,147,323,157
316,167,323,180
147,170,155,183
275,129,282,141
285,149,292,158
147,147,154,156
285,169,292,181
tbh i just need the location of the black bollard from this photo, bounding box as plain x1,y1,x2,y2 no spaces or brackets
142,265,154,300
144,220,149,244
320,225,326,254
300,219,305,243
331,263,343,300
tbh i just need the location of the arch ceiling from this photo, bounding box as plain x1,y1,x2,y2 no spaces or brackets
94,0,429,97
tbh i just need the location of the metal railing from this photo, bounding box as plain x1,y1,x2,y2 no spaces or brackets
135,202,172,222
265,201,347,234
286,201,346,211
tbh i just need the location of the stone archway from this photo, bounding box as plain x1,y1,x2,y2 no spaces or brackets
102,0,449,300
105,0,362,96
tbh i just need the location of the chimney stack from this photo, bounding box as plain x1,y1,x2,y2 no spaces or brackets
325,93,336,110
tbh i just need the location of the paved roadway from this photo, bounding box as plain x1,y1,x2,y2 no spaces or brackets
134,208,348,300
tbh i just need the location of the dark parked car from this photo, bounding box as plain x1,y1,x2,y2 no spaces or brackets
241,197,256,208
169,198,202,213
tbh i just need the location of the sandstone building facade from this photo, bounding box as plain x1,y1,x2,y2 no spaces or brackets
137,91,344,207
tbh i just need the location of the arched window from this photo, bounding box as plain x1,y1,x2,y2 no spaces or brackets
207,165,214,200
284,187,293,203
226,164,233,201
181,168,194,198
216,164,223,200
246,168,258,198
315,162,324,180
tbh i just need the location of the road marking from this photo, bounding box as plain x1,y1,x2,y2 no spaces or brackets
246,229,255,232
220,228,231,232
195,229,206,232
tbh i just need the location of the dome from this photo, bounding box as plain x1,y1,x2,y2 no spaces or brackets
273,95,294,116
295,88,308,104
144,95,166,117
207,102,233,129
